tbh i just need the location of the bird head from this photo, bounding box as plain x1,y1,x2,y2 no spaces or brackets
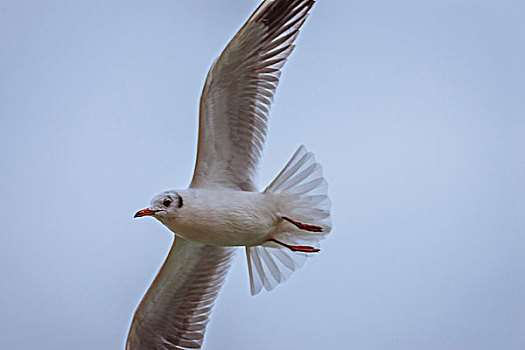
134,190,183,220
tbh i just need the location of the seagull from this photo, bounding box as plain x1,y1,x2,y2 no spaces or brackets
127,1,331,349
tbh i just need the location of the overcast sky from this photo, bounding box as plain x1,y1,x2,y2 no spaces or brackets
1,1,524,349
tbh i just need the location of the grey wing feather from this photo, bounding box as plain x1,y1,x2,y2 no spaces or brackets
191,0,315,191
126,238,235,350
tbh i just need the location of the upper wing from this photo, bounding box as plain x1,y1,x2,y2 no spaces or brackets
126,237,235,350
190,0,315,191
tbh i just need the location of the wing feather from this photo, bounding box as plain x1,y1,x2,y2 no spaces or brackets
126,238,235,350
191,0,315,191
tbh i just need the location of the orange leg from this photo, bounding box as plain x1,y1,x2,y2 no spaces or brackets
269,238,320,253
281,216,323,232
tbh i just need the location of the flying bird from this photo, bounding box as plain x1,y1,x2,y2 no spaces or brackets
127,1,331,349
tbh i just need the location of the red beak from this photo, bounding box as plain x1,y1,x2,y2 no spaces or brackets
134,208,158,218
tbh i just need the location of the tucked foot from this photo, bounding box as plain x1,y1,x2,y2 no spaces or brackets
269,238,320,253
281,216,323,232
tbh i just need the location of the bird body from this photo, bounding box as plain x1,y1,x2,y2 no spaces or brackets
157,188,281,247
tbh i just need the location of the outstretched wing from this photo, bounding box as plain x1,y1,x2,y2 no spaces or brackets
126,237,235,350
190,0,315,191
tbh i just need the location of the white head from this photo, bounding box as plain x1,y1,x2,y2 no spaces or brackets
134,190,183,222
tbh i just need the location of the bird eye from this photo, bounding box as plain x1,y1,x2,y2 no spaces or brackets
163,199,172,207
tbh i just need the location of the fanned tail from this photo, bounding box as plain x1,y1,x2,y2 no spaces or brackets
246,145,332,295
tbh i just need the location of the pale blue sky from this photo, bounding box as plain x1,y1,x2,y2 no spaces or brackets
1,1,524,349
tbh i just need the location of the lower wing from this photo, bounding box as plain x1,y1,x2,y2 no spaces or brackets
126,237,236,350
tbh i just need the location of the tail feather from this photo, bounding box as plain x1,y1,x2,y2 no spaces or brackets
246,145,332,295
266,146,314,192
246,245,308,295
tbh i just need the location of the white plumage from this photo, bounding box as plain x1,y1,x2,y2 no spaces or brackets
128,1,331,349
